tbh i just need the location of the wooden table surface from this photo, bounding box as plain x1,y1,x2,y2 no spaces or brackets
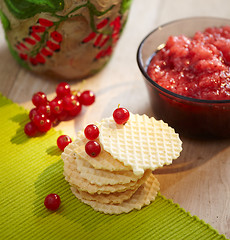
0,0,230,238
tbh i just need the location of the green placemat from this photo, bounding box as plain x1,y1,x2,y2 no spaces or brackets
0,93,228,240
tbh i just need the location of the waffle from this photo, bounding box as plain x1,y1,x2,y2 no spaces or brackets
71,187,138,204
64,166,151,195
71,173,160,214
62,141,152,194
73,130,131,171
74,153,143,186
75,145,131,172
61,110,182,215
99,113,182,175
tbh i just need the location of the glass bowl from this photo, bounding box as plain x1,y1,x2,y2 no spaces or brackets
137,17,230,138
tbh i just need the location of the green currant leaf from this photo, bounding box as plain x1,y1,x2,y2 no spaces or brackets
87,2,114,17
87,2,114,32
0,10,11,31
8,43,30,70
4,0,64,19
120,0,132,14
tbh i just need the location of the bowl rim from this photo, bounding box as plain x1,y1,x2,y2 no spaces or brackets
137,16,230,104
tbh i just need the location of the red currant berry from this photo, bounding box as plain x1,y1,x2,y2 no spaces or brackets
50,98,64,115
37,104,51,117
113,107,130,125
33,113,47,128
57,135,72,151
71,90,81,99
85,141,101,157
33,113,46,126
32,92,47,107
84,124,99,140
38,118,52,132
56,82,71,99
48,114,58,124
79,90,95,106
29,108,38,121
62,95,78,111
24,122,38,137
68,101,82,117
57,110,69,121
44,193,61,211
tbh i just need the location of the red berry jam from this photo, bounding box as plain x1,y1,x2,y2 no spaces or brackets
147,26,230,100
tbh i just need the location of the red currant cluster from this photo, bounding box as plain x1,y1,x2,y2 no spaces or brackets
16,18,63,66
82,16,122,61
24,82,95,137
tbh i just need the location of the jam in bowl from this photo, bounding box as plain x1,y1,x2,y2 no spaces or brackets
137,17,230,138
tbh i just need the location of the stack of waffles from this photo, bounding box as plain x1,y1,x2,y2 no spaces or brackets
61,113,182,214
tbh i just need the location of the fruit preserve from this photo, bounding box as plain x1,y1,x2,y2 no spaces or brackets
147,26,230,100
137,18,230,138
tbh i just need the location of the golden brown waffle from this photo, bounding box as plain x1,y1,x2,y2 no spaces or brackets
62,141,152,194
71,187,138,204
71,173,160,214
74,154,143,186
99,113,182,175
75,145,131,171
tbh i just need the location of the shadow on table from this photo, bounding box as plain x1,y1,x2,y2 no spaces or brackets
9,112,31,144
9,112,48,145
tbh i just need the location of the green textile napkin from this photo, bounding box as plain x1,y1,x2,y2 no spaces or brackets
0,93,228,240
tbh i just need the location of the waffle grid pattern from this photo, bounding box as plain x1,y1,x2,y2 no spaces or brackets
76,144,131,171
99,114,182,175
71,187,138,204
75,154,142,186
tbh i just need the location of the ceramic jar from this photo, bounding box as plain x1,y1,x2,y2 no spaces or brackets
0,0,132,79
